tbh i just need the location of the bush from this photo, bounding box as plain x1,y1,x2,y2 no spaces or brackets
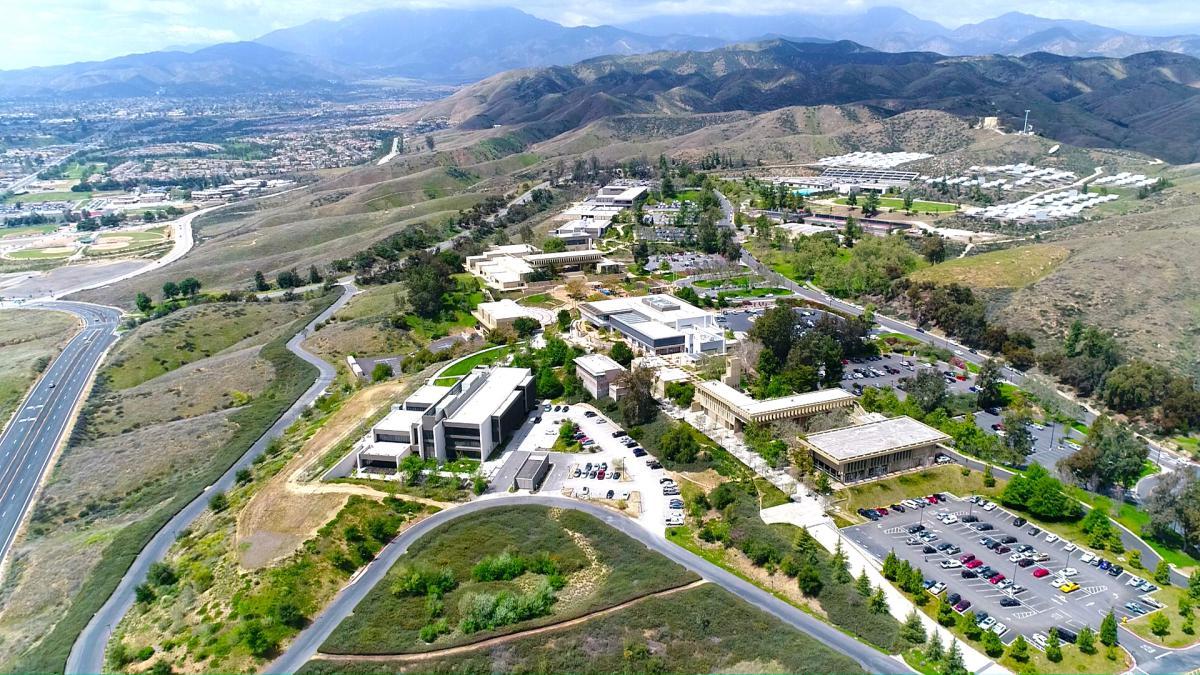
458,580,557,633
208,491,229,512
391,565,457,598
146,562,177,587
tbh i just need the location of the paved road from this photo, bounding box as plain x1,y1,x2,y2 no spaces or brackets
268,495,911,675
65,282,357,675
0,301,120,570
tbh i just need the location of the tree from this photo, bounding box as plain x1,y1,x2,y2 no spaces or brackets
134,582,155,603
982,629,1004,658
797,562,823,596
610,341,634,367
1100,610,1119,646
1077,625,1097,654
750,306,799,366
937,599,956,626
307,265,323,284
882,550,901,580
862,191,881,217
830,539,852,583
179,277,201,296
371,362,393,382
425,135,435,151
1150,612,1171,639
208,491,228,512
1156,559,1172,585
146,561,177,586
557,309,572,331
909,368,949,413
1190,569,1200,599
541,237,567,253
869,587,889,614
1001,406,1035,458
241,619,276,657
403,252,454,319
855,569,873,597
512,317,541,337
943,640,967,675
162,280,183,301
1066,416,1149,490
843,215,862,246
616,367,657,426
976,359,1004,409
960,611,982,640
1045,628,1063,662
983,464,996,488
925,631,944,663
814,471,831,494
135,292,153,313
901,609,926,645
254,270,270,291
1009,635,1030,662
535,367,563,399
565,277,589,300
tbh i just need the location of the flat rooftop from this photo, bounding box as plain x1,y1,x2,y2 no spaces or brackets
804,416,951,461
575,353,625,376
477,299,539,321
700,380,856,417
449,366,531,426
375,407,425,431
583,294,712,325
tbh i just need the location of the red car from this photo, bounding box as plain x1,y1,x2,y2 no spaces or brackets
1032,567,1050,578
966,559,983,569
960,553,976,563
877,507,889,515
927,495,939,504
989,574,1006,585
597,469,605,480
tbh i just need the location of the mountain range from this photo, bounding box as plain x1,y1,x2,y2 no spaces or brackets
5,6,1200,98
418,39,1200,165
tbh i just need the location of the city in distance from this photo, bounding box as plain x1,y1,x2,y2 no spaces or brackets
2,2,1200,675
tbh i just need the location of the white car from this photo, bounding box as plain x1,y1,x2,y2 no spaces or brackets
983,502,998,511
1029,423,1045,431
942,515,958,524
930,582,947,595
979,616,997,630
1009,552,1025,563
992,622,1009,636
1061,567,1079,577
664,515,684,526
579,486,590,498
1127,576,1145,587
1045,533,1059,543
1050,577,1068,588
1080,552,1096,564
940,559,963,569
1063,543,1077,552
998,579,1014,590
1031,633,1048,649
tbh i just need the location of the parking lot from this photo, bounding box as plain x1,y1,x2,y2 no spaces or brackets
844,494,1156,646
839,352,976,397
489,402,677,532
972,408,1085,469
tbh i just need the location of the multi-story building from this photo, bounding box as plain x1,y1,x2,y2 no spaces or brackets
801,416,951,483
574,354,626,399
693,380,857,432
356,366,535,471
465,244,621,291
579,294,726,356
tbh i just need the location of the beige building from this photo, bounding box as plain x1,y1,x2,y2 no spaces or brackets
473,299,548,331
802,416,951,484
693,380,857,432
574,353,626,400
465,245,621,291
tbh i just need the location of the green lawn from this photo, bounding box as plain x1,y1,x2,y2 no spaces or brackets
910,244,1070,290
834,197,958,213
718,287,790,299
1124,583,1198,648
0,223,60,238
6,246,74,260
301,585,865,675
836,465,1002,522
5,191,98,203
438,345,514,378
319,505,699,655
694,275,756,289
518,293,559,308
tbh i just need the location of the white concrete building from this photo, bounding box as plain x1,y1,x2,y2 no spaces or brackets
574,353,626,399
693,380,857,432
465,245,621,291
579,294,726,356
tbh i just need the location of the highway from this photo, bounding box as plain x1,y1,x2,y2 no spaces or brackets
268,495,911,675
66,282,357,675
0,301,120,569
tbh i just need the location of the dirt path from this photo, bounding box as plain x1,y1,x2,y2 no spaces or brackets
311,579,709,663
236,381,442,569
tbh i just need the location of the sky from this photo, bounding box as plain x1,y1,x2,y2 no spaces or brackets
4,0,1200,70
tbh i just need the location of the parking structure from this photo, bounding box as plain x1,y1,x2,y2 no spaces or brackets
491,401,679,532
844,494,1156,647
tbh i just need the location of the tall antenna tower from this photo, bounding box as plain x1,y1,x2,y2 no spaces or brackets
1022,109,1031,134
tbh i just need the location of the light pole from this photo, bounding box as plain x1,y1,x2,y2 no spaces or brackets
1022,110,1031,134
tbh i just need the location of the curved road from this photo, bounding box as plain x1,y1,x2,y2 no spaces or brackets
65,282,357,675
0,301,121,570
269,495,911,675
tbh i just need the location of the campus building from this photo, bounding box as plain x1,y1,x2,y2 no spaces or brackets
579,294,726,356
356,366,536,471
693,380,857,432
801,416,951,483
472,299,549,331
549,219,608,249
574,353,626,399
465,244,621,291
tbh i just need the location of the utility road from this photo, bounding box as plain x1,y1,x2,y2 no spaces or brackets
269,495,911,675
0,301,120,567
66,283,356,675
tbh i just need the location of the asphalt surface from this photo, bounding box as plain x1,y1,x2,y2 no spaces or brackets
0,301,120,568
65,282,356,675
847,497,1144,646
267,495,912,675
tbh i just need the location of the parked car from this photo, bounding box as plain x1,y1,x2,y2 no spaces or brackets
954,599,972,612
1109,565,1124,577
1045,533,1060,543
1027,526,1041,536
961,570,978,579
1060,567,1079,577
1032,567,1050,578
1013,517,1027,527
1000,597,1021,607
989,574,1006,585
941,559,963,569
947,592,962,605
966,559,983,569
